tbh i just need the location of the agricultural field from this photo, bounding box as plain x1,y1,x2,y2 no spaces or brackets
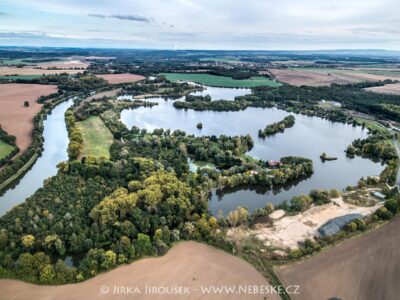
277,215,400,300
0,83,57,153
0,75,43,80
160,73,282,87
267,68,353,86
95,73,146,84
0,140,15,160
76,116,113,158
0,66,82,76
290,67,399,83
0,241,278,300
36,60,89,70
364,83,400,95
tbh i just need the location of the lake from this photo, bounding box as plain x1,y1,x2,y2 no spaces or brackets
120,87,384,215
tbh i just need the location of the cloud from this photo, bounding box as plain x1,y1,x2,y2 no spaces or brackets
88,13,106,19
89,13,151,23
0,12,7,16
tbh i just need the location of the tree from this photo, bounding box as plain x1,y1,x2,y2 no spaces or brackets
21,235,35,250
135,233,152,257
385,199,399,214
101,250,117,270
40,264,55,284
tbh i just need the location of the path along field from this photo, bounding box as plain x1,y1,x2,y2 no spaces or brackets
0,84,58,153
161,73,282,88
277,215,400,300
95,73,146,84
77,116,113,159
364,83,400,95
0,241,280,300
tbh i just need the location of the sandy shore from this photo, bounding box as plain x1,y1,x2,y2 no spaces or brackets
0,241,280,300
252,197,382,249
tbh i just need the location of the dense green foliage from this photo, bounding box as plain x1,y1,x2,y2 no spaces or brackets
174,99,250,111
346,132,397,161
258,115,295,137
0,128,18,166
238,80,400,122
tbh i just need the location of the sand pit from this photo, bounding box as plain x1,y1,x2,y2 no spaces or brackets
364,83,400,95
0,241,280,300
0,83,58,153
252,197,381,249
96,73,146,84
277,215,400,300
0,66,82,76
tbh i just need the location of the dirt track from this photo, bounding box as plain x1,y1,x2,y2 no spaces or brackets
277,215,400,300
0,241,280,300
0,84,58,153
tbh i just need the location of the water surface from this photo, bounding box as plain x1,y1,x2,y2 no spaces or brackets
121,97,384,215
0,99,73,215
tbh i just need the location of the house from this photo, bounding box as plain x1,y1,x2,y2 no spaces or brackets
267,160,283,168
371,191,386,200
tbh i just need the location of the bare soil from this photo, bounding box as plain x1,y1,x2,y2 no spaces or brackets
0,241,279,300
96,73,146,84
267,69,355,86
252,196,381,249
0,84,58,153
268,68,399,87
0,67,82,76
36,60,89,70
277,215,400,300
364,83,400,95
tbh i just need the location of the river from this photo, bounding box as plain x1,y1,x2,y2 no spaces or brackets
0,99,73,215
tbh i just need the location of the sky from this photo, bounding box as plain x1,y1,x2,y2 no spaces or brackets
0,0,399,50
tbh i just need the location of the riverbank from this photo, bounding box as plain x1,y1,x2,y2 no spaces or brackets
0,94,78,195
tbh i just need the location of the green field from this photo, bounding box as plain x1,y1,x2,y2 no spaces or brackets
160,73,282,88
77,116,113,159
0,140,15,160
0,58,30,65
0,75,43,80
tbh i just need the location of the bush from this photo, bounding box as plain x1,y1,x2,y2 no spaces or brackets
385,199,399,214
375,207,393,220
